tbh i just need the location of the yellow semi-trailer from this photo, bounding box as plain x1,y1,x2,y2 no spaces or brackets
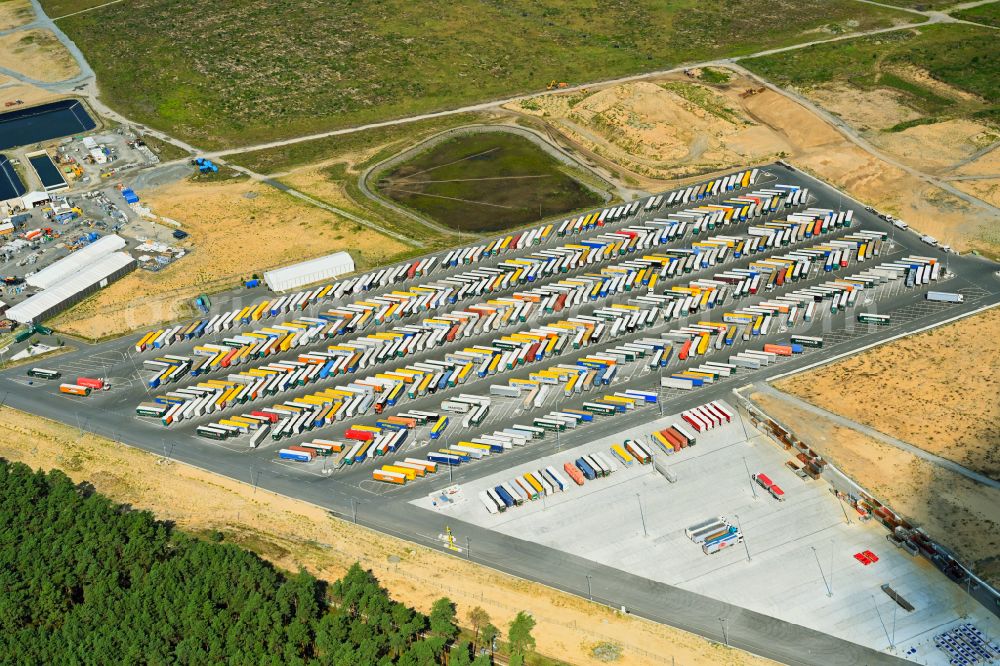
381,465,417,481
373,469,407,485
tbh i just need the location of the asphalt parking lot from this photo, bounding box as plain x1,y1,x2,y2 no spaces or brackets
3,164,998,665
423,407,1000,664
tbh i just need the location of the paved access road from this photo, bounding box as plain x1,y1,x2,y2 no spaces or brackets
3,166,997,666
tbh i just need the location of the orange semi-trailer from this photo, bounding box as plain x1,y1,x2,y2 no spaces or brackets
59,383,91,396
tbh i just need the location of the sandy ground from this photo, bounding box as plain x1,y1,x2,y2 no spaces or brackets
949,147,1000,209
0,406,772,666
807,83,921,133
775,307,1000,479
953,178,1000,209
749,392,1000,589
954,146,1000,177
0,75,63,106
870,119,998,172
738,86,999,255
509,78,788,183
0,28,79,83
0,0,33,31
50,179,408,340
505,70,1000,256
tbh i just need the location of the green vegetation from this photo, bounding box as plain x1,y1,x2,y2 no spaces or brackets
377,131,603,233
54,0,916,148
0,459,496,664
139,134,191,162
661,82,743,124
744,24,999,123
699,67,732,84
228,113,484,175
951,2,1000,28
868,0,956,8
42,0,109,17
886,116,939,132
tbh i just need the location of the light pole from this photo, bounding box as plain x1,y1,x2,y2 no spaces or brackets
742,456,758,500
735,514,751,562
718,617,729,647
811,546,832,597
466,536,471,560
872,595,892,651
636,493,648,537
586,575,593,601
351,498,358,524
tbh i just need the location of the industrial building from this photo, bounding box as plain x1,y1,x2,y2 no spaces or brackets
264,251,354,292
26,234,128,289
8,235,135,324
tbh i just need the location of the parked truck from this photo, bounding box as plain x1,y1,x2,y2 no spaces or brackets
925,291,963,304
76,376,108,391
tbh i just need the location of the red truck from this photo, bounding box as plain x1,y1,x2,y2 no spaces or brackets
76,376,108,391
753,472,785,501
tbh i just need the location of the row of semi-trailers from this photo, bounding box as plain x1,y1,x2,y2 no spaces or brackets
138,198,836,418
151,235,872,445
481,403,728,512
135,184,804,385
661,254,939,389
136,188,816,394
152,212,887,439
133,169,769,356
135,193,832,392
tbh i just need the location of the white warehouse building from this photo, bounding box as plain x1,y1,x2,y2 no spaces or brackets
27,234,127,289
9,250,136,324
264,251,354,292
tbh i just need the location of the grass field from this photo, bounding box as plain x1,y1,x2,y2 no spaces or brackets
54,0,915,148
951,2,1000,28
377,131,603,233
743,24,998,115
870,0,959,8
227,113,486,175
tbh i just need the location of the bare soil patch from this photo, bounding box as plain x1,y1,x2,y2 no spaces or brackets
775,307,1000,479
0,28,79,82
509,77,789,182
505,68,1000,256
871,119,998,172
0,0,33,30
953,178,1000,210
807,83,921,133
750,391,1000,589
50,179,407,339
0,407,773,666
0,78,63,107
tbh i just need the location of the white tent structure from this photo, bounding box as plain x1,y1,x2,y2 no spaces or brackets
264,251,354,292
27,234,127,289
9,251,136,324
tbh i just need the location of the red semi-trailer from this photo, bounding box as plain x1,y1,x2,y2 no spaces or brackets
76,376,107,390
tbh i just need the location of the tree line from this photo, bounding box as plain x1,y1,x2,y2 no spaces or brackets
0,460,537,665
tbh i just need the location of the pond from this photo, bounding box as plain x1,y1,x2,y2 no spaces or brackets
377,131,603,233
0,99,96,151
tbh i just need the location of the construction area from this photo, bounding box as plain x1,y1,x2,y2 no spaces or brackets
1,162,998,665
